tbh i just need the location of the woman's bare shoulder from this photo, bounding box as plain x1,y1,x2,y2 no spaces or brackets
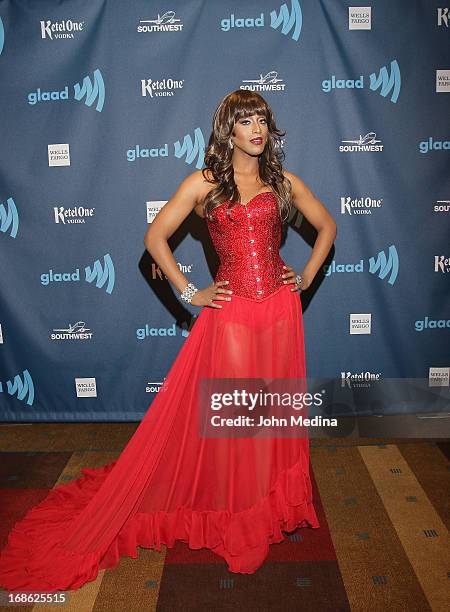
183,169,217,203
282,168,300,184
179,170,218,218
282,169,312,196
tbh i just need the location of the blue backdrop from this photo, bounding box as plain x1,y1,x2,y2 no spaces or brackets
0,0,449,421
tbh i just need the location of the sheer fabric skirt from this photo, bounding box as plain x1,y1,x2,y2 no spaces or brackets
0,283,320,591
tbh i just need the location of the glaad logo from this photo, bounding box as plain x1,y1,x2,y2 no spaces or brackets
369,60,401,103
54,205,95,224
141,77,184,98
136,323,177,340
74,69,105,111
270,0,302,41
419,137,450,153
174,128,205,169
368,245,399,285
322,59,401,103
414,317,450,332
324,245,399,285
40,19,85,40
0,16,4,55
127,128,205,168
51,321,92,341
40,254,115,294
0,196,19,238
27,68,105,112
0,369,34,406
241,70,286,92
434,255,450,272
220,0,303,42
85,254,115,293
180,321,193,337
138,10,183,33
340,132,383,152
341,371,381,389
341,196,383,215
127,144,169,162
137,318,196,340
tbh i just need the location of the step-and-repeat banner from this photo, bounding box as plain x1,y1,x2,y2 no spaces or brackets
0,1,449,421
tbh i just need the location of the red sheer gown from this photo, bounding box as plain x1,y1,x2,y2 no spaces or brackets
0,191,320,591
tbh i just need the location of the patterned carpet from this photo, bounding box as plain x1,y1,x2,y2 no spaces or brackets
0,424,448,611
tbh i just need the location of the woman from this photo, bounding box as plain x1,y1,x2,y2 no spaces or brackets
0,90,336,591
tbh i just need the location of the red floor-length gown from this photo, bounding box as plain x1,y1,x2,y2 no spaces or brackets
0,191,320,591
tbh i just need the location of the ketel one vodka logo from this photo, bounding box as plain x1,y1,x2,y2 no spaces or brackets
40,19,85,40
54,205,95,224
0,369,34,406
437,8,450,27
0,196,19,238
141,76,185,98
322,59,401,103
341,371,381,389
434,255,450,273
40,254,115,294
27,68,105,112
324,245,399,286
340,196,383,216
220,0,303,42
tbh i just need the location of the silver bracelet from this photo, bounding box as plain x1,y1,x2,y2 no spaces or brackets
295,274,303,287
180,282,199,303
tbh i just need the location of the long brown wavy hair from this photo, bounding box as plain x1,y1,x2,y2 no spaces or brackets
201,89,293,223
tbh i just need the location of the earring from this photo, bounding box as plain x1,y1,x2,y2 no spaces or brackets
229,140,234,149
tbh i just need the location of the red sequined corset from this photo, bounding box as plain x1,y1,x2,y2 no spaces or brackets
206,191,286,301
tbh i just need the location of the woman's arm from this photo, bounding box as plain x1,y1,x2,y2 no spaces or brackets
283,170,337,283
143,171,232,308
143,171,203,294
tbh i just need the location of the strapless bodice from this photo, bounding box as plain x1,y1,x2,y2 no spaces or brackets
206,191,286,301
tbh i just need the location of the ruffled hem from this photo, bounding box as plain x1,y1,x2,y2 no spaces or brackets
0,458,319,591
